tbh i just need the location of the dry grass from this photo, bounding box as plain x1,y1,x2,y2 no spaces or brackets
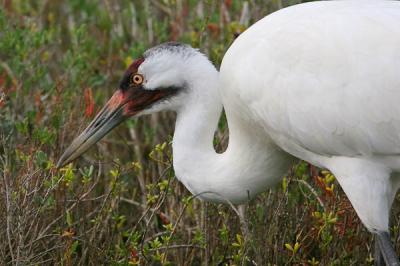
1,0,400,265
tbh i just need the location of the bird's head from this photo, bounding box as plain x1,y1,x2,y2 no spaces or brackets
57,42,218,167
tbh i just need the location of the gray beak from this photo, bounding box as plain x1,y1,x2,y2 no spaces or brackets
56,90,127,168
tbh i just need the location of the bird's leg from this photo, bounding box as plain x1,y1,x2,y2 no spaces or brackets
375,234,385,266
327,158,399,265
375,231,399,266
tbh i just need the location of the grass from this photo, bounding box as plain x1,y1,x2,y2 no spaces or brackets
1,0,399,265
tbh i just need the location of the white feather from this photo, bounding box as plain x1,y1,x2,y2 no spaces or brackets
139,1,400,232
220,0,400,231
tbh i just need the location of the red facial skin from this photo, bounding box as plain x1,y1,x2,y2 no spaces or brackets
128,57,145,72
106,57,177,117
107,90,125,110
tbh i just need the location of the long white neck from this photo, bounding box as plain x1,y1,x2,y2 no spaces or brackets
172,69,294,204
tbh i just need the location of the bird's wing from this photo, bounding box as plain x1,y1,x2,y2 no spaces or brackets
221,0,400,157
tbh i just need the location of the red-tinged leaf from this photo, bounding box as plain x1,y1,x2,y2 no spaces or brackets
158,212,170,225
62,228,75,238
169,21,180,41
313,175,326,191
34,93,41,107
130,247,138,258
34,92,44,123
309,164,318,178
84,87,95,118
224,0,232,8
207,23,219,33
0,73,6,87
207,23,220,39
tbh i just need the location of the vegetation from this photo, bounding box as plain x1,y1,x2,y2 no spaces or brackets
1,0,399,265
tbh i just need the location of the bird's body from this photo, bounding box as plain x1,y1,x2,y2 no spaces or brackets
176,0,400,232
219,0,400,232
58,1,400,263
224,0,400,162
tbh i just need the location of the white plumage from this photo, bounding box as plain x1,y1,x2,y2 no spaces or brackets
169,0,400,233
218,0,400,233
58,1,400,264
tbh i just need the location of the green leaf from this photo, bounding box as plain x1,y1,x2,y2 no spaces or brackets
66,210,73,227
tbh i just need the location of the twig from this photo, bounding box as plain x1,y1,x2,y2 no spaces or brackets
121,197,172,222
293,179,325,210
239,1,250,26
149,244,205,252
149,0,172,16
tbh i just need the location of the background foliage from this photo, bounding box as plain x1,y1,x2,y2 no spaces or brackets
1,0,399,265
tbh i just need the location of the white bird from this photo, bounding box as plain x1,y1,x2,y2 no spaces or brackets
57,1,400,264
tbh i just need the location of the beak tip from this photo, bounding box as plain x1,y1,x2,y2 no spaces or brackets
55,91,127,170
55,160,63,169
56,150,72,169
56,156,67,169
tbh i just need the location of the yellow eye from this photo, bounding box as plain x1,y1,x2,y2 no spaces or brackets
131,73,144,85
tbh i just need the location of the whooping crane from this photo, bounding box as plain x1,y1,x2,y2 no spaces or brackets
58,1,400,264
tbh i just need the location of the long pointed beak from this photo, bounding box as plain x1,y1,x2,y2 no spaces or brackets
57,90,128,168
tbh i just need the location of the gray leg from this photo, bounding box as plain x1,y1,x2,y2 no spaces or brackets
375,234,385,266
375,232,399,266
